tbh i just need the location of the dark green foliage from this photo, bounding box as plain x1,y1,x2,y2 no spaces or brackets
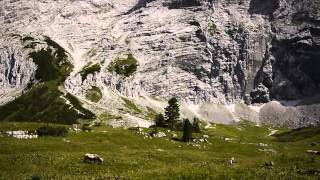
173,121,185,131
155,113,165,127
0,83,94,124
28,36,72,82
275,127,320,142
192,117,201,133
44,36,69,64
165,97,180,129
80,63,101,81
85,86,103,102
37,126,68,137
182,119,193,142
29,50,60,81
31,175,41,180
108,54,138,77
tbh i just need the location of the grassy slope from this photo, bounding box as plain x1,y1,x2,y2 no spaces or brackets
0,36,95,124
0,122,319,179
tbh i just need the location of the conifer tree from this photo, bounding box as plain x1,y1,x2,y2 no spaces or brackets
155,113,165,127
164,97,180,129
182,119,193,142
193,117,201,133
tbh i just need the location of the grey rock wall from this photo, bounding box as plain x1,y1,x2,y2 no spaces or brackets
0,0,319,127
0,37,36,104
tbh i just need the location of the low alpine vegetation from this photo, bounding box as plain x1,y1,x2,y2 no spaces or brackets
108,54,138,77
37,126,68,137
79,63,101,81
85,86,103,102
0,36,95,125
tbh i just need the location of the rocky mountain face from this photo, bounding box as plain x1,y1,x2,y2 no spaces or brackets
0,0,319,128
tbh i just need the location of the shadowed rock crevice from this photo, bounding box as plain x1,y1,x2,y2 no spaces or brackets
164,0,204,9
271,37,320,100
124,0,156,15
248,0,279,16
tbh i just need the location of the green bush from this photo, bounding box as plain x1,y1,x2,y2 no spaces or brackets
155,114,166,127
80,63,101,81
85,86,103,102
108,54,138,77
37,126,68,137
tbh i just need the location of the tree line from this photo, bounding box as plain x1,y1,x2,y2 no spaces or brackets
154,97,201,142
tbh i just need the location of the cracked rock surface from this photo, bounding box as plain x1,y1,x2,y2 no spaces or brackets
0,0,319,127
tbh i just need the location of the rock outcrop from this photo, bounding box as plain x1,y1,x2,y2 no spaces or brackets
0,37,36,104
0,0,319,127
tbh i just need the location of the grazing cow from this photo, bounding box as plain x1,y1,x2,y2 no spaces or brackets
265,161,274,169
307,150,320,155
229,157,235,165
83,154,104,164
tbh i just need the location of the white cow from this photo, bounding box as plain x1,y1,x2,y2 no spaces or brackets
83,154,104,164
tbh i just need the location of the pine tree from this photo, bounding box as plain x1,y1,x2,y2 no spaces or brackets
155,113,165,127
182,119,193,142
193,117,201,133
164,97,180,129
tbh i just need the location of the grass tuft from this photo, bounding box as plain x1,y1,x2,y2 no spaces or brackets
121,97,142,114
79,63,101,81
108,54,138,77
85,86,103,103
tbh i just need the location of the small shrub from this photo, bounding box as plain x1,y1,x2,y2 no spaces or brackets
80,63,101,81
193,117,201,133
108,54,138,77
37,126,68,137
155,114,166,127
85,86,103,102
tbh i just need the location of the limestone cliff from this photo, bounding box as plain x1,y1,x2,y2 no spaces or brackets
0,0,319,127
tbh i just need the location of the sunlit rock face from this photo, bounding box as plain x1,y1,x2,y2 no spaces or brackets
0,37,36,105
62,0,275,104
0,0,319,126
